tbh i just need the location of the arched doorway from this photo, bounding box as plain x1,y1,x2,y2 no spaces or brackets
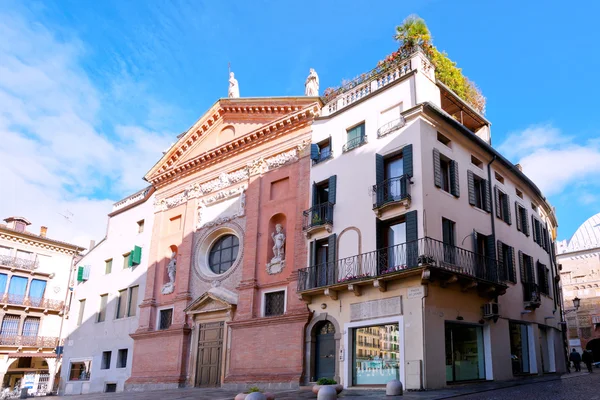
586,338,600,362
315,322,336,380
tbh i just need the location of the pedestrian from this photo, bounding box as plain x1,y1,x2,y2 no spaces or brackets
582,349,593,373
570,348,582,372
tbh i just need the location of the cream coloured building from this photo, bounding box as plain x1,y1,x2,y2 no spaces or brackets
0,216,83,395
299,48,564,389
60,187,155,395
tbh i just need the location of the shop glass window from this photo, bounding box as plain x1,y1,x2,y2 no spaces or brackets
352,324,400,385
445,323,485,382
509,322,530,375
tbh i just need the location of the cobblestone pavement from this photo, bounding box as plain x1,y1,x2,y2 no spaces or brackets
58,372,595,399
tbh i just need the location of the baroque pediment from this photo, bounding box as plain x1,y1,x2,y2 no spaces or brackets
145,97,321,185
185,287,238,315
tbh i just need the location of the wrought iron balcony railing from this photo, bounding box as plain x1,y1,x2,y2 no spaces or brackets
372,175,410,209
303,202,334,231
0,335,58,348
298,237,499,292
342,136,367,153
377,117,406,138
313,148,333,165
0,293,64,312
0,255,38,271
523,282,541,305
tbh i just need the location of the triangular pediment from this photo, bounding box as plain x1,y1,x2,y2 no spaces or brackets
184,287,238,315
145,97,321,184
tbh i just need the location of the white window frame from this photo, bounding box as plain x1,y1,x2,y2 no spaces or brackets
156,306,174,330
261,287,287,317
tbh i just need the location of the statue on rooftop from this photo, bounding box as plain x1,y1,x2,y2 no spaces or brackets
305,68,319,96
228,72,240,98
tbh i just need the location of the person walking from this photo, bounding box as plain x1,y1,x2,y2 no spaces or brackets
570,348,582,372
582,349,594,373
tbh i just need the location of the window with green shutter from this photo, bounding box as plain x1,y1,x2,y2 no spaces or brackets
123,253,131,269
131,246,142,266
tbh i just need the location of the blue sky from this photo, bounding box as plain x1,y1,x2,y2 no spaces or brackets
1,0,599,246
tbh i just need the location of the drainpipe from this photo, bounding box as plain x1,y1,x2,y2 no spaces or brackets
486,156,497,248
421,284,429,390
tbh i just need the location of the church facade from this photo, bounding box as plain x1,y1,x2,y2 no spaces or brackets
126,96,321,390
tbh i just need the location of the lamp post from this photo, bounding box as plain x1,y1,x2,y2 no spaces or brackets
565,297,582,354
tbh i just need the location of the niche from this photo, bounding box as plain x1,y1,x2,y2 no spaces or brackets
266,213,287,275
164,245,178,285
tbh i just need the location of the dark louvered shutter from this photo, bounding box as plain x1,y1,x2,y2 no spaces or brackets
405,210,418,267
522,208,529,236
328,175,337,204
504,194,512,225
509,246,516,283
497,240,506,281
310,240,316,267
376,218,384,251
310,143,320,161
312,182,318,207
483,179,491,213
519,250,526,283
494,186,501,218
485,234,496,281
467,170,476,206
515,203,522,231
376,154,385,206
327,234,337,285
433,149,441,188
403,144,413,178
450,160,460,197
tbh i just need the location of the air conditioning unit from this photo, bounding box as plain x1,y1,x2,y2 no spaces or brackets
482,302,500,319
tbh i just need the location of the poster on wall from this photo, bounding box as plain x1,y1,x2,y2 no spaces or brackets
23,372,35,389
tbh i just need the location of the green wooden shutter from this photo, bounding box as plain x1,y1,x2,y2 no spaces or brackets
405,210,418,267
494,186,501,218
515,203,522,231
497,240,506,281
519,250,526,283
450,160,460,197
483,179,491,212
376,154,385,206
131,246,142,266
433,149,441,188
77,266,84,282
328,175,337,204
467,170,476,206
403,144,413,178
504,194,512,225
522,208,529,236
509,246,516,283
310,143,320,161
312,182,318,207
309,240,316,268
327,234,337,267
376,218,384,251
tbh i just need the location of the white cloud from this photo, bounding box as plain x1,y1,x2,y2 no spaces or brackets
0,9,173,248
498,125,600,197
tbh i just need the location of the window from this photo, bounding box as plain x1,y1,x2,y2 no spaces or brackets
69,361,91,381
311,137,332,164
509,322,530,375
0,246,11,257
494,172,505,184
537,262,550,295
433,149,459,196
344,123,366,152
127,286,139,317
117,349,128,368
18,358,31,368
515,188,524,199
264,290,285,317
14,221,26,232
354,324,400,384
437,132,451,146
28,279,46,307
532,217,545,248
442,218,456,264
497,241,516,283
468,171,490,211
515,203,529,236
115,289,127,319
158,308,172,330
208,235,240,274
101,351,111,370
471,155,483,169
77,299,86,326
98,294,108,322
137,219,145,233
122,253,131,269
8,275,28,298
105,259,113,275
22,317,40,337
531,203,538,213
105,384,117,393
495,186,511,224
0,314,19,336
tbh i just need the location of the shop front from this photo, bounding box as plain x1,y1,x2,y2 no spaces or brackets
444,322,485,383
509,321,531,375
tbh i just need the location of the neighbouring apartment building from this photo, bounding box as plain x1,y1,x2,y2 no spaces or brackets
126,97,320,391
558,212,600,360
60,187,155,395
298,47,564,389
0,217,83,395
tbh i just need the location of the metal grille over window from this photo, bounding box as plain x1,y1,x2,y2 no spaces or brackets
22,317,40,337
0,314,20,336
159,309,173,330
264,291,285,316
319,321,335,335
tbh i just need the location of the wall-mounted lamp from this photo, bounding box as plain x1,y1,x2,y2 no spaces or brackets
320,303,327,310
456,316,464,321
573,297,581,310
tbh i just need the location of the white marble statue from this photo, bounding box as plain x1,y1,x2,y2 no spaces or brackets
161,252,177,295
271,224,286,261
305,68,319,96
228,72,240,98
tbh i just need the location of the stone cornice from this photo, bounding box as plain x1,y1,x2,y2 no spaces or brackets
130,325,191,340
0,230,82,255
228,311,310,329
147,101,319,187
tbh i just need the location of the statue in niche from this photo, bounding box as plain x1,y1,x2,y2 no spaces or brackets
228,72,240,98
267,224,286,274
305,68,319,96
161,252,177,295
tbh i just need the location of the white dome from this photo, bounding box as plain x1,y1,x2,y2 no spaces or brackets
566,212,600,252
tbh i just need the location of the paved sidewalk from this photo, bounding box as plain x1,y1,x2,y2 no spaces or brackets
58,372,592,399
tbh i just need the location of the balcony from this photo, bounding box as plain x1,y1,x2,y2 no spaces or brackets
0,293,65,313
298,237,505,298
303,202,334,238
372,175,410,214
0,335,58,348
313,148,333,165
0,255,38,271
342,136,367,153
523,282,541,310
377,117,406,138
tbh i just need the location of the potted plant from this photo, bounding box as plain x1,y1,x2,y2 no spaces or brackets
312,213,323,226
312,378,343,395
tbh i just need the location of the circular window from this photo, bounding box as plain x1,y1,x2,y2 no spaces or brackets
208,234,240,274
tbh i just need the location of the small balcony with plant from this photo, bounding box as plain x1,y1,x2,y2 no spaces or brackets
523,282,541,310
372,175,410,214
303,202,334,238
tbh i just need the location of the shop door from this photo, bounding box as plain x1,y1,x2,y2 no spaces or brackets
315,322,335,380
445,323,485,382
196,321,224,387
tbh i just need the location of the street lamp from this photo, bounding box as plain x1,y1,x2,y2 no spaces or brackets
572,297,581,310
